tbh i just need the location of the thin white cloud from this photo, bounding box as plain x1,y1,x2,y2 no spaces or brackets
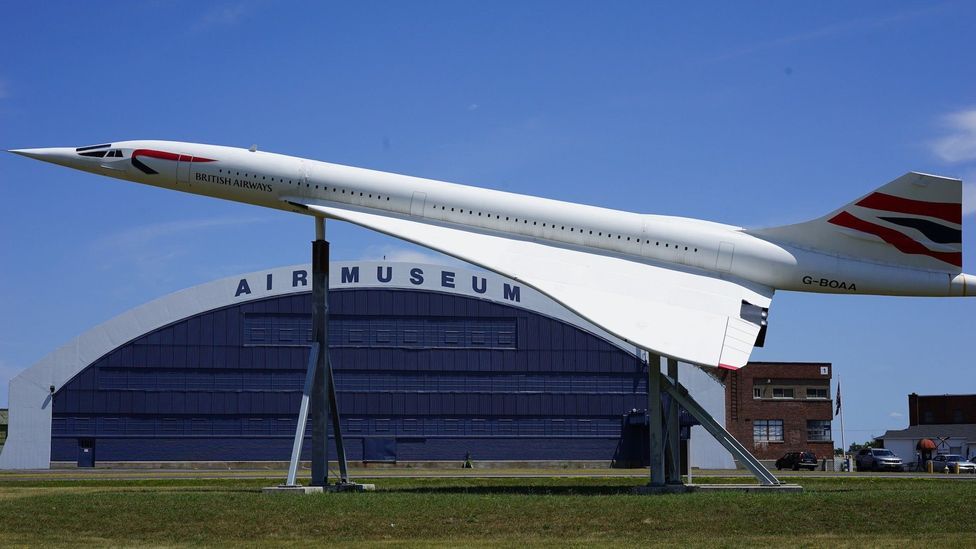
358,244,466,267
708,6,943,62
931,109,976,163
889,411,904,419
91,216,268,251
87,216,270,287
192,1,260,31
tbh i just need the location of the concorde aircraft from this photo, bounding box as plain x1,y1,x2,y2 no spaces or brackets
10,141,973,369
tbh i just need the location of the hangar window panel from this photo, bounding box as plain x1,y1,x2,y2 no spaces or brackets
213,418,241,435
99,370,128,390
99,417,123,434
243,314,517,349
126,418,154,435
160,418,182,435
186,372,214,391
189,419,209,435
274,419,294,435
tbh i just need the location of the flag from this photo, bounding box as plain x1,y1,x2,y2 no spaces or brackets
835,382,842,417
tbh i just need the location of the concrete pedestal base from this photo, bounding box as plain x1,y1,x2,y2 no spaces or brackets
263,482,376,494
633,483,802,494
263,485,324,494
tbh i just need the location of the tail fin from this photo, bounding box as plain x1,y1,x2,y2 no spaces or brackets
752,172,963,273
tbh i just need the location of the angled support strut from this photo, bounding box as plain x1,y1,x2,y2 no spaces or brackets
659,370,780,486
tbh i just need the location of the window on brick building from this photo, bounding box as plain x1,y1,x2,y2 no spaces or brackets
753,387,762,399
807,420,831,442
753,419,784,442
807,387,829,399
772,387,794,399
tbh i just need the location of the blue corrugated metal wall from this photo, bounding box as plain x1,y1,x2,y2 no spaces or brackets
51,289,650,462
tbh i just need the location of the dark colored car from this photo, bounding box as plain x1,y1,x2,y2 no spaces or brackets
775,451,819,471
855,448,903,471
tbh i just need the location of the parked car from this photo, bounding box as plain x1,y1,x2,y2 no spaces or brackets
775,451,819,471
929,454,976,473
855,448,903,471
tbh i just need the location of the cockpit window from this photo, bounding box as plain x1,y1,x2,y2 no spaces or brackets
78,148,122,158
75,144,111,152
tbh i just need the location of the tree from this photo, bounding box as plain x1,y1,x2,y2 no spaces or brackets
840,440,878,455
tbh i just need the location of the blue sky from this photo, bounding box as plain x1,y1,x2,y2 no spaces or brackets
1,1,974,446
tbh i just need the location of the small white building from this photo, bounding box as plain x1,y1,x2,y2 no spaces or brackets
878,424,976,466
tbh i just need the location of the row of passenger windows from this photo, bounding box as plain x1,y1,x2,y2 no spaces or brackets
215,168,393,201
427,203,699,252
211,167,697,253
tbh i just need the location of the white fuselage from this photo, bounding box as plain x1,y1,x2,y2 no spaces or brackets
18,140,973,297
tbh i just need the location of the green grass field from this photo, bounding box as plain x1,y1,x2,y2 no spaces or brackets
0,475,972,547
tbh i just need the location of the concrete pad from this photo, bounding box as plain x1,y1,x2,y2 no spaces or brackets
633,483,802,494
263,482,376,494
263,485,324,494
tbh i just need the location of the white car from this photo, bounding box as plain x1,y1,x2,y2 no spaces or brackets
929,454,976,473
855,448,903,472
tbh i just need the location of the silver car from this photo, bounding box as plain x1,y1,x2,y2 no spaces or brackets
930,454,976,473
855,448,904,471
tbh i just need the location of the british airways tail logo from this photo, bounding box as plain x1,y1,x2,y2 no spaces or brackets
828,192,962,268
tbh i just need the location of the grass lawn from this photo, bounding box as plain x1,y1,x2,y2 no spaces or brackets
0,475,971,547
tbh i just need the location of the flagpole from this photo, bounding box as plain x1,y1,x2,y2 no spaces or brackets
837,378,847,472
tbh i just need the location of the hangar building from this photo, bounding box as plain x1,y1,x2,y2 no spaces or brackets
0,261,730,469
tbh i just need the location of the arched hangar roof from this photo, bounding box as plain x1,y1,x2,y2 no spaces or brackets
0,261,635,469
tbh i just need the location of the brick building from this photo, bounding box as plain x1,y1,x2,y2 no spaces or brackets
907,393,976,426
722,362,834,460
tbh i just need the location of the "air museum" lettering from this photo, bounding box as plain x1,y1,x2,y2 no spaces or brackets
234,264,521,302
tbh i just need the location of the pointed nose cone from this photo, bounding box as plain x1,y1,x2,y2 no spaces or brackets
951,273,976,297
8,147,80,168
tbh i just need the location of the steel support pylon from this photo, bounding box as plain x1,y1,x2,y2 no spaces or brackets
282,217,366,491
645,353,780,488
647,354,665,487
